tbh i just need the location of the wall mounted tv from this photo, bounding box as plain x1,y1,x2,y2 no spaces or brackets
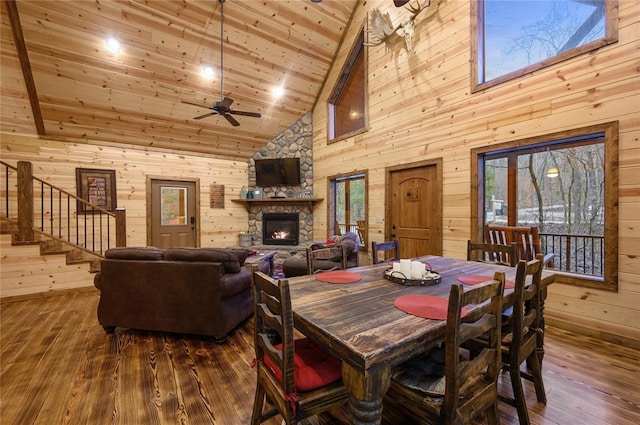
255,158,301,186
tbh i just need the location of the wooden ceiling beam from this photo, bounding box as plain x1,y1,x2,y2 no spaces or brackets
4,0,45,135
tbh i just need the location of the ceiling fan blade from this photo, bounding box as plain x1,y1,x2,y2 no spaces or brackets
221,97,234,109
182,100,211,108
222,113,240,127
193,112,218,120
230,110,262,118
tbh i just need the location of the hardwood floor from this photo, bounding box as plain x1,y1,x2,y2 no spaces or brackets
1,289,639,425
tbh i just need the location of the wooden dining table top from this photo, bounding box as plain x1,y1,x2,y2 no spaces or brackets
288,254,555,374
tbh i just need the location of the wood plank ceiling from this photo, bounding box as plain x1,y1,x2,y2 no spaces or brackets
0,0,357,160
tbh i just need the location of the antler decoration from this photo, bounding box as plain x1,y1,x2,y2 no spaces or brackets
366,0,436,50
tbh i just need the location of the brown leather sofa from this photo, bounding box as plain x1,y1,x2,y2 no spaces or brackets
282,232,360,277
93,246,269,342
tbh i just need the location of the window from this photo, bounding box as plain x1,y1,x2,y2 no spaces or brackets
328,172,367,248
472,122,618,290
161,186,187,225
328,30,367,141
472,0,618,91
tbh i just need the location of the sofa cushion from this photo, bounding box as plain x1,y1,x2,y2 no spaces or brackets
263,337,342,392
165,248,241,273
104,247,165,260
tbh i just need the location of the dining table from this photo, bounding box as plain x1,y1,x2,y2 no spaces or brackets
288,255,555,425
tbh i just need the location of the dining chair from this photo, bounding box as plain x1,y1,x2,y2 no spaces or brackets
500,255,547,425
371,239,400,264
383,274,506,425
356,219,367,247
467,240,518,266
306,244,347,274
485,225,554,268
250,268,348,425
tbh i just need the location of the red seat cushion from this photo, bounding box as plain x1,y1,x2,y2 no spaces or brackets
263,338,342,392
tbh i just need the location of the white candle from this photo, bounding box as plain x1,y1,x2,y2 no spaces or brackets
400,259,411,278
411,261,425,279
392,262,401,272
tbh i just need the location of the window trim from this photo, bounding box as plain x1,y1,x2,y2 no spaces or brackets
471,0,619,93
470,122,619,291
327,28,368,143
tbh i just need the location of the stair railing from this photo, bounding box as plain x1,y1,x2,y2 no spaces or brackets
1,160,126,256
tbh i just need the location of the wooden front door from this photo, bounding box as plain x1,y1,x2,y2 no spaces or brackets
148,178,199,248
387,159,442,258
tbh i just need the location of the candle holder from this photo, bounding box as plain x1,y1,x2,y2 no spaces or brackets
383,267,441,286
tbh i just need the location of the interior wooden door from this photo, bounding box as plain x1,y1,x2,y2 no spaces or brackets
149,178,199,249
387,160,442,258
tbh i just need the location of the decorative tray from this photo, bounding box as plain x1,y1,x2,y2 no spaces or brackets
383,269,442,286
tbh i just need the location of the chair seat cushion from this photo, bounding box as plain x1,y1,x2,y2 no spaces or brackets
264,338,342,392
391,345,446,397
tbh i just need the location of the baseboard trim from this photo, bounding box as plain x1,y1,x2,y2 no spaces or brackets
0,286,97,304
545,312,640,350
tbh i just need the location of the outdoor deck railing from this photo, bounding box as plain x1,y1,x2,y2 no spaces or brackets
540,232,604,277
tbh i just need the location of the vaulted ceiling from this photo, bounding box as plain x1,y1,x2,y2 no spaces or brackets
1,0,358,160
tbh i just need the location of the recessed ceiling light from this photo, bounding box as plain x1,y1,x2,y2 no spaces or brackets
105,36,121,53
202,65,215,78
272,85,285,98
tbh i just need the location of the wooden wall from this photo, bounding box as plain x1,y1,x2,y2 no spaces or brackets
311,0,639,344
0,0,638,344
0,134,249,298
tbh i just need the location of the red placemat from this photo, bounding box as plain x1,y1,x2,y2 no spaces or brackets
394,295,467,320
315,271,362,284
458,274,515,289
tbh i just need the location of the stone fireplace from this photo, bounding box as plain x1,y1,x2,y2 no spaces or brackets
262,213,299,246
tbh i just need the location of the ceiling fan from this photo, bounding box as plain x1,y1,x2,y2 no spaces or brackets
182,0,261,127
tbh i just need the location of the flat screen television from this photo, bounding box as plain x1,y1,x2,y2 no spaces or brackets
255,158,301,186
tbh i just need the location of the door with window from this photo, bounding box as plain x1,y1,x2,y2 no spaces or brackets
149,178,199,248
387,160,442,258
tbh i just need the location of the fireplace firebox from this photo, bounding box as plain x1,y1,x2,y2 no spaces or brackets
262,213,299,246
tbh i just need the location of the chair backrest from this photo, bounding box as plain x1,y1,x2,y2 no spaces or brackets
371,239,400,264
485,225,546,260
306,244,347,273
252,269,297,409
356,220,366,247
467,240,518,266
442,275,505,424
510,255,544,358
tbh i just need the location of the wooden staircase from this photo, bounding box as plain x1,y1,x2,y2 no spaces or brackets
1,217,102,273
1,161,127,285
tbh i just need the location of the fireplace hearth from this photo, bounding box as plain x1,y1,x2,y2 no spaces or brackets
262,213,299,246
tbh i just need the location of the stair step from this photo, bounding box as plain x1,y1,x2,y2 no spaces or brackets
67,248,96,262
40,239,73,255
1,221,18,234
